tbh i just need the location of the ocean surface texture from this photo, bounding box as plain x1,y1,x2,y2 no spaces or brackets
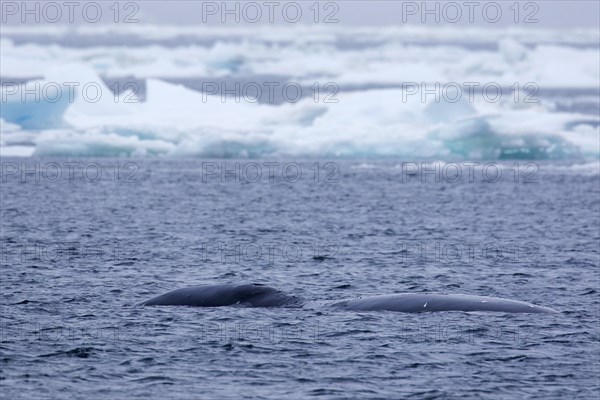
1,159,598,399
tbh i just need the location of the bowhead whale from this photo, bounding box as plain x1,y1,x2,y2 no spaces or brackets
140,283,557,314
141,283,299,308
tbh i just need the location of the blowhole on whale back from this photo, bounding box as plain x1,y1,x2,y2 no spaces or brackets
140,283,558,314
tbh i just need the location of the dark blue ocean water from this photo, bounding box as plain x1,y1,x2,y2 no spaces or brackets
0,159,599,399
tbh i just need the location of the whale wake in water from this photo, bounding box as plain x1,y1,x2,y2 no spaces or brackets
141,283,557,314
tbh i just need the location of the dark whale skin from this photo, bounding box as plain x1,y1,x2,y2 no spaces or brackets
335,293,558,313
141,284,557,314
140,283,297,308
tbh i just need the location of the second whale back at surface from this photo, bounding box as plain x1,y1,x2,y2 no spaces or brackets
330,293,556,313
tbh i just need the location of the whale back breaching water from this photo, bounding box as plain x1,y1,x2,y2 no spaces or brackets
141,283,299,308
140,283,558,314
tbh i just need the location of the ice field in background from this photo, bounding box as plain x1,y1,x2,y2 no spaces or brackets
1,24,598,159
